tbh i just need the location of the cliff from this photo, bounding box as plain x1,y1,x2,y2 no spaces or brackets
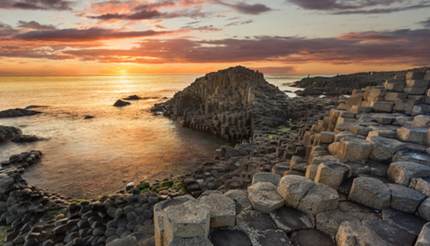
153,66,291,141
294,67,429,96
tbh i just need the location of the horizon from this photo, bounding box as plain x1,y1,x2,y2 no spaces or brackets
0,0,429,76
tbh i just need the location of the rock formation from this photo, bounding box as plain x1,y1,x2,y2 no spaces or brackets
0,108,41,118
294,67,429,96
152,66,291,141
153,69,430,246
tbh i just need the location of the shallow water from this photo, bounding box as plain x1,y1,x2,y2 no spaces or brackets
0,74,298,199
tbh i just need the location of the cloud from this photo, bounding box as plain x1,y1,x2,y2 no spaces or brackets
86,0,207,21
0,23,18,37
17,21,56,31
58,28,430,66
225,19,253,27
287,0,430,14
420,17,430,27
14,28,177,41
0,0,73,10
215,0,272,14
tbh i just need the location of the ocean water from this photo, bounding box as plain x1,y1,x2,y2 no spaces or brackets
0,74,298,199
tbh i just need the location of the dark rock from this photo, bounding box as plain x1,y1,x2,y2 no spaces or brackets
123,95,142,101
113,100,131,107
0,108,41,118
210,229,252,246
270,206,314,232
84,115,95,120
151,66,290,141
12,135,45,144
0,125,22,143
290,229,335,246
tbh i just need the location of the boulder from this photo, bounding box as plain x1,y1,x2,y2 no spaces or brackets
388,161,430,186
277,175,315,208
153,195,195,246
382,209,426,236
397,127,428,145
224,190,251,213
209,229,251,246
163,200,210,245
413,115,430,128
366,136,405,162
314,162,349,189
297,183,339,215
290,229,335,246
269,206,314,232
388,184,425,213
199,193,236,228
410,177,430,196
418,198,430,221
348,177,391,210
251,172,280,186
316,201,378,237
336,220,416,246
0,125,22,143
0,108,41,118
329,137,372,162
113,99,131,107
247,182,284,213
416,222,430,246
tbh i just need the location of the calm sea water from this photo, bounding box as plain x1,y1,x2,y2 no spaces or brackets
0,74,298,199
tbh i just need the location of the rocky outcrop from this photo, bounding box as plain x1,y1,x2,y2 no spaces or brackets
0,126,22,143
152,66,291,141
294,67,429,96
0,108,41,118
113,99,131,107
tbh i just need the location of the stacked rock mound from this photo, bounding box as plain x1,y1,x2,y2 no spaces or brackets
154,70,430,246
152,66,290,141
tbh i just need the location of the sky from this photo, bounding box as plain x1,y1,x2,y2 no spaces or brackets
0,0,429,76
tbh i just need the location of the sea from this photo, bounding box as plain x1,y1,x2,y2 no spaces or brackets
0,74,300,199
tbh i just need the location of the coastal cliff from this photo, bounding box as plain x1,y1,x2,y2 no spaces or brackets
153,66,290,141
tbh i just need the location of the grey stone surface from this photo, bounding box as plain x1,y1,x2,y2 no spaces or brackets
382,209,426,236
419,198,430,221
251,172,281,186
163,200,210,245
297,183,339,215
224,189,251,213
209,229,252,246
248,182,284,213
366,136,405,162
199,193,236,228
269,206,314,232
277,175,315,208
348,177,391,210
388,184,425,213
336,220,416,246
291,229,335,246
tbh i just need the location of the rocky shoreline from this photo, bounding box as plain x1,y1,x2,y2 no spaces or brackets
2,66,429,245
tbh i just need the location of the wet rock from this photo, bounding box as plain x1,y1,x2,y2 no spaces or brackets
113,100,131,107
199,193,236,228
209,229,251,246
0,108,41,118
348,177,391,210
290,229,335,246
269,206,314,232
336,220,416,246
0,125,22,143
123,95,142,101
247,182,284,213
11,135,45,144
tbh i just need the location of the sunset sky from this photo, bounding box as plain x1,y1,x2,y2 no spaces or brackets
0,0,429,76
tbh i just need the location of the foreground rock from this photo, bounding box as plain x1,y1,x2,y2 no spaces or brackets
0,125,22,143
0,108,41,118
123,95,142,101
